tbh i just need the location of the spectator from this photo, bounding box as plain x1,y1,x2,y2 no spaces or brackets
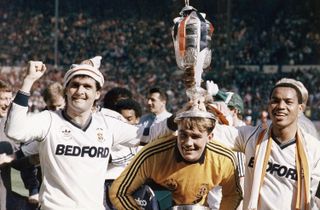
42,82,65,111
139,87,172,144
0,80,40,209
255,110,271,129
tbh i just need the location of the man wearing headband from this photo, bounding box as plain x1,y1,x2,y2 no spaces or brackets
4,58,153,210
276,78,319,139
110,101,242,209
217,78,320,210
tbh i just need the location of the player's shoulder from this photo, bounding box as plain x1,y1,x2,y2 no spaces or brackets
138,135,176,154
301,128,320,149
237,123,264,136
207,140,233,152
99,108,126,122
300,130,320,166
207,140,236,163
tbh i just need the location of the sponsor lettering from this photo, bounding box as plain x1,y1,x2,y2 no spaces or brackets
135,197,147,207
55,144,109,158
248,157,297,180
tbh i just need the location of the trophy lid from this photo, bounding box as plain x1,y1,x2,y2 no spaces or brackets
179,5,197,16
179,0,197,16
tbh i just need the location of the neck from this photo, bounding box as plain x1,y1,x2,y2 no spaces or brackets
65,108,92,128
154,109,166,116
271,124,298,143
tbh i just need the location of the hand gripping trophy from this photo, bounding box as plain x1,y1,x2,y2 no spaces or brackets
172,0,215,117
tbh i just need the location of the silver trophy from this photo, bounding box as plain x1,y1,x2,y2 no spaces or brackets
172,0,215,119
172,0,214,71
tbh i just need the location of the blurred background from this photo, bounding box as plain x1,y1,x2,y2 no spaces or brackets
1,0,320,125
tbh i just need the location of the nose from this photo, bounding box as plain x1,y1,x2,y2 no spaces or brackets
184,136,193,147
277,100,286,109
4,98,11,106
75,85,86,94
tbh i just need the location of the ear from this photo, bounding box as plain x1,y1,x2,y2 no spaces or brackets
207,132,214,143
95,91,101,100
298,104,303,115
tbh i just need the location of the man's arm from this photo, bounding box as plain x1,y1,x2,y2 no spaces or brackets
101,110,175,147
219,154,243,210
20,141,39,156
109,147,152,209
5,61,50,142
213,123,245,152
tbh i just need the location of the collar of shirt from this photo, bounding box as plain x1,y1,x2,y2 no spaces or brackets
154,110,172,123
62,110,92,131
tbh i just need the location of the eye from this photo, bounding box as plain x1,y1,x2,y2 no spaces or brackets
69,82,80,88
191,134,202,140
285,99,295,105
83,84,93,89
270,98,279,104
178,132,188,139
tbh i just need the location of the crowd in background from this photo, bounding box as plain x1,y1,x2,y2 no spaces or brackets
0,0,320,124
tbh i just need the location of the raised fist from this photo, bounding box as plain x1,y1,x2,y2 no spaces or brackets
26,61,47,81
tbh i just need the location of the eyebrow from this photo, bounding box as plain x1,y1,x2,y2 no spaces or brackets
270,96,296,102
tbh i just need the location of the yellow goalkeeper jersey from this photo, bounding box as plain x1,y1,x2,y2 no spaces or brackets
110,137,242,210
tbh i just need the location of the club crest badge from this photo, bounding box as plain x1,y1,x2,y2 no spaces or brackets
96,128,105,142
196,183,208,199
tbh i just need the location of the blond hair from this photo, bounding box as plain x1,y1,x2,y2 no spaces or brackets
0,80,12,93
178,117,215,134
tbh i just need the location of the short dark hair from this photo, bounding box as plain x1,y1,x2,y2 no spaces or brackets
148,87,167,102
270,83,303,104
114,99,142,118
103,87,132,110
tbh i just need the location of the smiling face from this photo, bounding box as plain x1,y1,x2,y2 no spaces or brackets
268,86,302,130
147,92,166,115
177,118,214,162
0,91,12,118
65,76,101,115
